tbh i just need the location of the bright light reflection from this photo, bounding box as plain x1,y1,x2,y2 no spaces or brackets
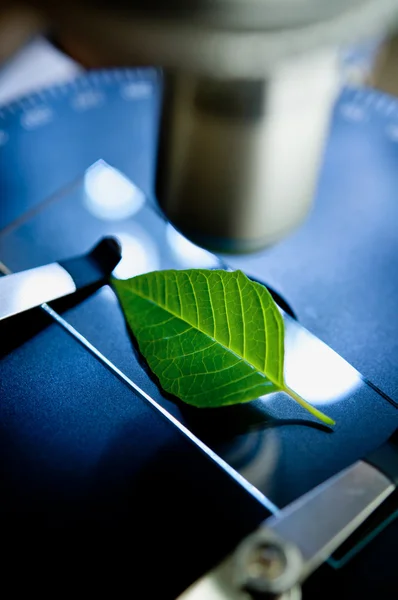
166,224,219,268
84,161,145,221
112,231,159,279
283,319,361,405
2,264,75,319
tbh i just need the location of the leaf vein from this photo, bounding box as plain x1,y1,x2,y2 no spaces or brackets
236,273,245,357
185,272,199,327
219,272,231,347
124,271,283,391
205,274,216,338
252,284,268,372
162,341,217,360
172,270,182,316
187,375,275,400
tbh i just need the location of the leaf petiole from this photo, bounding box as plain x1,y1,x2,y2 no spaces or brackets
283,385,336,427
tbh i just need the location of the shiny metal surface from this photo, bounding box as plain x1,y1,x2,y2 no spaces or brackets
178,551,302,600
233,529,303,596
179,567,301,600
264,460,394,578
71,1,396,31
177,553,262,600
178,460,394,599
33,1,398,76
0,262,76,321
156,57,339,251
27,1,398,252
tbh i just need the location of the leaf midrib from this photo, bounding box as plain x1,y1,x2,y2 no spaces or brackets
128,282,282,392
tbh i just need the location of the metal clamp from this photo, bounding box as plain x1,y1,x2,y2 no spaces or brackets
178,443,397,600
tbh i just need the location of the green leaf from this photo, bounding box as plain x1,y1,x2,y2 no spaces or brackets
113,269,335,426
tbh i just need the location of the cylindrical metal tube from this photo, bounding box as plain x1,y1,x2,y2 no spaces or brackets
25,0,398,252
156,51,340,252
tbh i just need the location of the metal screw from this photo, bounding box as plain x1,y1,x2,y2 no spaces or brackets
233,529,303,597
247,541,288,581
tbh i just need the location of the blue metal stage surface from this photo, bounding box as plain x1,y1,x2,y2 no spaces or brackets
0,70,397,598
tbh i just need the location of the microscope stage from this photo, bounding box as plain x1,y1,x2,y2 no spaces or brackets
0,69,397,597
